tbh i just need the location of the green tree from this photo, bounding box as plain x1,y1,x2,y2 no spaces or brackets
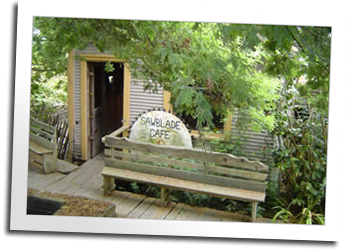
31,21,68,119
217,24,330,223
247,25,329,224
32,18,280,131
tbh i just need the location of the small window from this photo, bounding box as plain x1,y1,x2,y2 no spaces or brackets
176,111,225,133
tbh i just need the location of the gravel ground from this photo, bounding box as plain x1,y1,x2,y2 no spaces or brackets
27,188,115,217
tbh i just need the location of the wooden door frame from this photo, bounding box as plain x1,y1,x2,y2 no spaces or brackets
79,54,130,160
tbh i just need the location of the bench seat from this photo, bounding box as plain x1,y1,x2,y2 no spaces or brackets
29,140,54,155
29,118,57,174
102,166,266,203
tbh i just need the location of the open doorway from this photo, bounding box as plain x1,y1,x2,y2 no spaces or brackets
88,62,124,157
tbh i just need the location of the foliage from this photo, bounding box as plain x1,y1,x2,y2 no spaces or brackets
270,82,327,224
32,18,331,130
218,24,331,224
30,74,67,121
272,197,325,224
33,18,280,131
260,26,331,118
206,25,330,224
31,20,69,118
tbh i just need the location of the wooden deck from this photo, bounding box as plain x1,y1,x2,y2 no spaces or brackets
27,153,273,223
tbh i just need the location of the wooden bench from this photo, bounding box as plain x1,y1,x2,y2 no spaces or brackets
29,118,58,174
101,135,269,222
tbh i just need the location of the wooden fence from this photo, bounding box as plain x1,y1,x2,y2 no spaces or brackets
32,107,69,160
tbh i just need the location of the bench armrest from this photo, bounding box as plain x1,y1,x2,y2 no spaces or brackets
102,125,129,143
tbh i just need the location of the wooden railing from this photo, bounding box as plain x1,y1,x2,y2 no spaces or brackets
102,125,129,143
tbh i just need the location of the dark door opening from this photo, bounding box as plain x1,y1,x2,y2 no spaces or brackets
88,62,124,157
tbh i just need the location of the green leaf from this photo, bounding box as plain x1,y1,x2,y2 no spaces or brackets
175,87,195,109
104,61,115,73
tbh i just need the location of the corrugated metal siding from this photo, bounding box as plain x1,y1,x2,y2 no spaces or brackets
72,49,81,158
129,79,164,125
229,109,274,165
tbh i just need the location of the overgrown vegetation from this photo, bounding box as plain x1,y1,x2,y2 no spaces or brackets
31,23,68,119
31,18,331,224
32,18,280,131
269,83,327,224
260,26,330,224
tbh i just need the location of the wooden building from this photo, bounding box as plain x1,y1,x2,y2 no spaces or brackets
68,45,168,161
67,44,273,163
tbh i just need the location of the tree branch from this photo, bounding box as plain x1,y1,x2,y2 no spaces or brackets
31,67,59,73
285,26,330,75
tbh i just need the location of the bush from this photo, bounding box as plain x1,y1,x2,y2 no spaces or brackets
270,84,327,224
30,74,67,121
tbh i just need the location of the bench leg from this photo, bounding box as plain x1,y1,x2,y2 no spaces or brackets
43,153,57,174
161,188,170,207
251,202,258,222
103,176,116,196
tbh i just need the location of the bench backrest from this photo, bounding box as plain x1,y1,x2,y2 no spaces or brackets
30,118,57,150
103,136,269,192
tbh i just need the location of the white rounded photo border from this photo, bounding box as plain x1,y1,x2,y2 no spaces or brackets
10,0,348,242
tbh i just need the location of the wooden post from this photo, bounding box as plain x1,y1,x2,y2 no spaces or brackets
163,91,173,113
103,176,116,195
43,153,57,174
80,60,89,160
223,111,233,141
161,188,170,207
123,63,131,138
251,202,258,222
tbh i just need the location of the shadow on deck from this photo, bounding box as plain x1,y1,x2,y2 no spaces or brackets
27,153,275,223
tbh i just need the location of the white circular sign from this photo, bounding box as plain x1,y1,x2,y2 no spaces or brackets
129,110,192,148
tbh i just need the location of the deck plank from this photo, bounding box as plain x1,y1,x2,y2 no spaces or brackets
116,193,146,218
82,173,103,190
175,205,203,221
107,190,132,206
196,208,224,222
164,202,186,220
60,159,100,183
57,159,79,174
69,160,104,185
140,199,177,220
27,172,46,188
44,180,70,191
43,179,83,195
127,197,157,219
73,187,104,199
28,172,65,190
